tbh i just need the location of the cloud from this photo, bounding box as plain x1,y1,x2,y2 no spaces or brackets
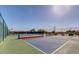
52,5,72,17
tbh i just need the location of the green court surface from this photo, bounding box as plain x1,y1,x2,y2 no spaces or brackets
0,35,43,54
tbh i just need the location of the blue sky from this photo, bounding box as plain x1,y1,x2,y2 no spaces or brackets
0,5,79,31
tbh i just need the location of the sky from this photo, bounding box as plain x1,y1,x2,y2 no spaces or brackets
0,5,79,31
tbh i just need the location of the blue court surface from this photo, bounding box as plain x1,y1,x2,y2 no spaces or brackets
25,36,70,54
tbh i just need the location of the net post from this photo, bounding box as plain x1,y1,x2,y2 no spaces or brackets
18,33,20,39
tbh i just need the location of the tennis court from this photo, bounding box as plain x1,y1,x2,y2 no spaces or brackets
20,35,71,54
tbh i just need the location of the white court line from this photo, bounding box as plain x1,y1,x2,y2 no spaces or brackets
52,40,70,54
24,41,47,54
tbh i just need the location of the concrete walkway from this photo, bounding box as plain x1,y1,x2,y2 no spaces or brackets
55,37,79,54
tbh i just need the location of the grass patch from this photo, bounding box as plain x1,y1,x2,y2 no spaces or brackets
0,35,43,54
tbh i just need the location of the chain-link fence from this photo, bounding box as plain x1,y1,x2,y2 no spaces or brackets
0,13,9,42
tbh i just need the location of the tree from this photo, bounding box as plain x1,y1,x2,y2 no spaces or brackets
66,30,71,34
30,29,36,32
66,30,76,36
37,29,47,34
66,30,75,34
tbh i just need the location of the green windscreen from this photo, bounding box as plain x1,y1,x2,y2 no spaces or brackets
0,14,9,42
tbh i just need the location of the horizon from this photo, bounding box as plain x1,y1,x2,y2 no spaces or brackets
10,27,79,32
